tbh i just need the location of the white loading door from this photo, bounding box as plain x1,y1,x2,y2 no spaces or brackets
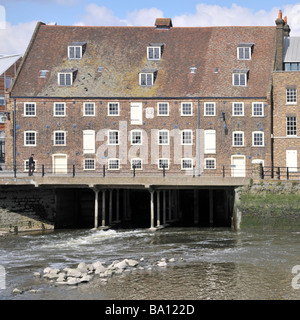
286,150,298,172
231,155,246,177
83,130,95,154
53,154,68,174
130,103,143,125
204,130,216,154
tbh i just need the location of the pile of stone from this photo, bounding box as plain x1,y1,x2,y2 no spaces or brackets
38,257,180,287
40,259,141,286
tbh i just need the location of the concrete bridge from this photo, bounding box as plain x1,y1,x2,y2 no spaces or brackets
0,174,250,233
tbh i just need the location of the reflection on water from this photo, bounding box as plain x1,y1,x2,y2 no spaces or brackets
0,228,300,300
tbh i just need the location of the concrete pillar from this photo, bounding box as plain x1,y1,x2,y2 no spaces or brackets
102,189,106,227
232,188,241,231
209,189,213,227
163,190,166,225
109,189,113,225
127,190,131,220
149,189,155,230
123,190,127,220
168,190,172,221
174,190,178,221
94,188,99,228
156,191,160,226
116,189,120,222
194,189,199,225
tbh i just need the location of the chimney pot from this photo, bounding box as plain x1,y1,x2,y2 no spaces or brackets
278,10,282,19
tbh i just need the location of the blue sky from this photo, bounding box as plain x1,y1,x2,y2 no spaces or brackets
1,0,300,54
1,0,298,25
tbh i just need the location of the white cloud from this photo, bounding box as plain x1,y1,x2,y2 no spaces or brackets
0,20,37,55
173,3,280,27
125,8,164,26
172,3,300,36
75,4,163,27
74,4,125,26
283,4,300,36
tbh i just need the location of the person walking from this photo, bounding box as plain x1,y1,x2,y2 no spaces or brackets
28,154,35,176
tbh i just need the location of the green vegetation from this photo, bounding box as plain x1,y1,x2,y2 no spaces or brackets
236,181,300,230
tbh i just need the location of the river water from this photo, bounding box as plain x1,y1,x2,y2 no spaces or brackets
0,227,300,300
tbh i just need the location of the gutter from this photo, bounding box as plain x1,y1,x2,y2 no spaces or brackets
10,96,268,100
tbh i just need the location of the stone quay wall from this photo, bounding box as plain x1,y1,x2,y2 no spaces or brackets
0,187,55,233
235,180,300,231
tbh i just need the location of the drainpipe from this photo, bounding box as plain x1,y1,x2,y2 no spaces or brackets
13,98,16,177
197,98,200,176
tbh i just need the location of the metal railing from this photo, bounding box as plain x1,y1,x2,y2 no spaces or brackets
263,166,300,180
0,162,259,179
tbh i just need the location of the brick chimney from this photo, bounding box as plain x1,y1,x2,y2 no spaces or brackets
283,16,291,37
155,18,173,29
275,10,285,71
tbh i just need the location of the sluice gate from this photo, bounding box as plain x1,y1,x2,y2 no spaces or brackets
55,187,235,229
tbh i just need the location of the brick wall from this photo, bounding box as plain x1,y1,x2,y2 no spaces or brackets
0,187,55,232
273,71,300,168
5,96,272,176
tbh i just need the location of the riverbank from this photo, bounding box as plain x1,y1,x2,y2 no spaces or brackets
236,180,300,230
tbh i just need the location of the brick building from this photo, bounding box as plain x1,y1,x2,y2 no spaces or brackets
6,18,279,177
0,54,22,167
272,14,300,177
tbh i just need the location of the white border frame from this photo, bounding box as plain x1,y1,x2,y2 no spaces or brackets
232,131,244,147
53,102,66,117
131,130,143,145
252,131,264,147
158,129,169,145
53,130,67,146
204,102,216,116
147,46,161,61
157,102,169,116
24,131,37,147
107,102,120,116
158,158,170,170
57,72,73,86
232,102,244,117
108,130,119,145
252,102,264,117
68,45,83,59
181,129,193,145
181,102,193,116
83,102,95,116
204,158,216,170
108,158,120,170
83,158,96,171
131,158,143,170
24,102,36,117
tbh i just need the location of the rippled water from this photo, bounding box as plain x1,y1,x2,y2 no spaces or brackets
0,227,300,300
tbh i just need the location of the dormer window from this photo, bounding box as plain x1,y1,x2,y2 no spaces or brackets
68,42,86,59
237,43,254,60
232,69,249,87
147,43,164,60
58,69,77,86
139,69,157,86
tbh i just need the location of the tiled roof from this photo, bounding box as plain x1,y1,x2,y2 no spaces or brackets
11,23,276,98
